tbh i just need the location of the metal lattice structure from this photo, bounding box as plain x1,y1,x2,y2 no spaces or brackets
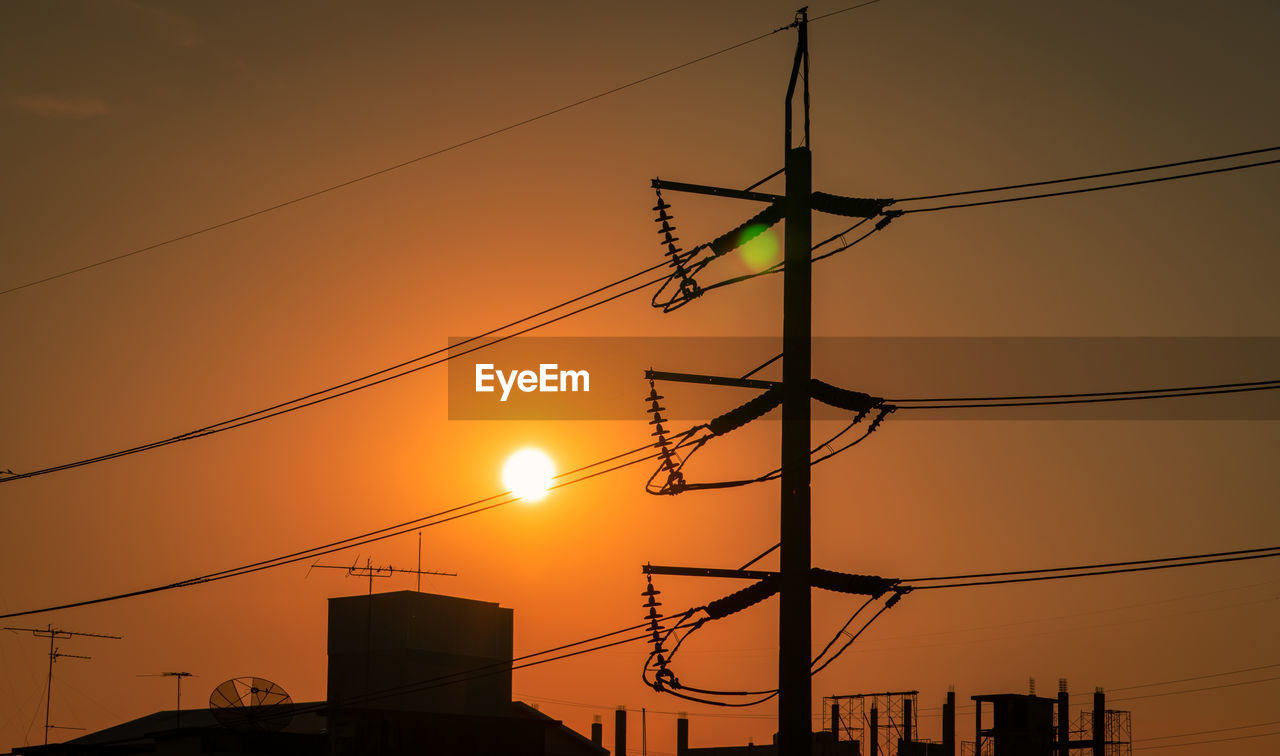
1074,709,1133,756
824,691,919,754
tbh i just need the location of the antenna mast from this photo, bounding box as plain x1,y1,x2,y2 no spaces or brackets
5,623,122,744
309,555,456,594
140,671,195,728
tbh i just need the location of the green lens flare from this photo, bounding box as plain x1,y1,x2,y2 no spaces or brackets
739,225,779,272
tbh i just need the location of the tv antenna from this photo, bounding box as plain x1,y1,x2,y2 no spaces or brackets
139,671,195,728
4,623,122,744
307,554,456,595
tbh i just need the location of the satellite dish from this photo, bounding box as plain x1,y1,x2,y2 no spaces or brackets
209,676,293,731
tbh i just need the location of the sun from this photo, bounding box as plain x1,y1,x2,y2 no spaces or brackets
502,448,555,502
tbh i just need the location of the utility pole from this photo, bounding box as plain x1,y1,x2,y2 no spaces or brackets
778,9,813,755
5,624,122,744
643,10,896,755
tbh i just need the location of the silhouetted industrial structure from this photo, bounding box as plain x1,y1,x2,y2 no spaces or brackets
669,683,1129,756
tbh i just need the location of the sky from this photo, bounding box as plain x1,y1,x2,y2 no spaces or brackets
1,1,1278,753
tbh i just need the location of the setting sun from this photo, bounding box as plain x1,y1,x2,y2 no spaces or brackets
502,448,555,502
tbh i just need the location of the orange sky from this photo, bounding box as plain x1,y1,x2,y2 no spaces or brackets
1,1,1278,754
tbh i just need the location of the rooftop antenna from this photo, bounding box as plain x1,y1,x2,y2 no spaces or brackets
139,671,195,728
4,623,122,744
209,676,293,731
307,555,456,595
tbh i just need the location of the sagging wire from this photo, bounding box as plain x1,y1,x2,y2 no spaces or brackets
641,571,780,706
641,569,908,707
649,191,788,311
644,377,711,495
649,189,711,312
645,379,894,496
809,589,908,676
642,571,703,695
652,204,901,311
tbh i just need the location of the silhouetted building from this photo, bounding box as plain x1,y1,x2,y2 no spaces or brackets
327,590,513,715
968,684,1131,756
973,694,1056,756
5,590,605,756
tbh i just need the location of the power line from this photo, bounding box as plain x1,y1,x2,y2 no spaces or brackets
1133,730,1280,751
902,545,1280,583
893,145,1280,202
8,170,1273,485
902,550,1280,591
810,0,887,24
1109,662,1280,693
514,693,778,720
0,270,667,484
1112,674,1280,703
888,379,1280,410
0,438,670,620
917,660,1280,715
2,385,880,618
60,616,690,747
883,578,1280,653
895,158,1280,214
648,375,1279,495
646,593,903,707
296,624,673,715
886,377,1280,405
862,595,1278,673
809,596,896,676
1133,719,1280,743
4,153,816,486
0,19,830,298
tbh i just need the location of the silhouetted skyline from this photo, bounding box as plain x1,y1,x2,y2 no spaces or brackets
1,2,1278,754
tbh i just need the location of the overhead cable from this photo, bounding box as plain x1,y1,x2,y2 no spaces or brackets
895,158,1280,214
0,434,685,619
1,270,667,484
2,19,825,297
894,144,1280,203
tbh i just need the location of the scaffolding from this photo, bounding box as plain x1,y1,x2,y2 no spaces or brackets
1074,709,1132,756
824,691,920,754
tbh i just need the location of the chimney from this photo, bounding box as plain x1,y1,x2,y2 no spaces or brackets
1057,679,1069,756
942,689,955,756
904,698,913,746
677,713,689,756
591,715,602,747
869,705,879,756
830,702,840,741
616,706,628,756
1093,689,1105,756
